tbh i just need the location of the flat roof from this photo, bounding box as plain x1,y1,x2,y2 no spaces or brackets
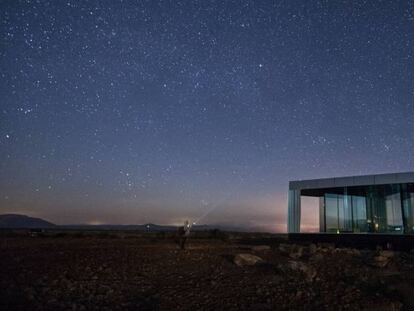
289,171,414,190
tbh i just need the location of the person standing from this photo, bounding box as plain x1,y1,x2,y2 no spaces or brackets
178,220,191,250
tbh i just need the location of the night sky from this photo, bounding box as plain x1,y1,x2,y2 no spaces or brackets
1,1,413,231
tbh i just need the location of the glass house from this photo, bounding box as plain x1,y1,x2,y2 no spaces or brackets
288,172,414,234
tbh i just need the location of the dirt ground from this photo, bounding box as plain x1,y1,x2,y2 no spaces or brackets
1,232,413,310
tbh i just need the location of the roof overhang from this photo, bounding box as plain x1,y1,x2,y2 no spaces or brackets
289,171,414,191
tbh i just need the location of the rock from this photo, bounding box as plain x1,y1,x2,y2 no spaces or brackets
289,245,304,259
349,248,361,256
278,243,304,259
360,249,374,260
251,245,271,252
334,248,361,256
372,250,396,267
25,287,35,301
373,255,391,268
233,253,264,267
285,260,317,281
380,269,401,278
310,252,324,262
309,243,317,254
278,243,291,253
392,283,414,310
318,242,335,250
379,250,395,258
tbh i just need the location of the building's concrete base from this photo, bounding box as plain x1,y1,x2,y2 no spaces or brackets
288,233,414,251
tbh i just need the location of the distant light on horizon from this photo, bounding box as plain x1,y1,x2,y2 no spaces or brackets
86,220,105,226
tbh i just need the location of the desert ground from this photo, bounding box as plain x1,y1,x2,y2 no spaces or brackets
1,230,414,310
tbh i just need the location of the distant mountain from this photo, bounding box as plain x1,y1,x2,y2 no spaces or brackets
0,214,56,228
0,214,263,232
60,223,178,231
60,223,251,232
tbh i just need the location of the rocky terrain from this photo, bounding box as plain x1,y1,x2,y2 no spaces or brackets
1,231,414,310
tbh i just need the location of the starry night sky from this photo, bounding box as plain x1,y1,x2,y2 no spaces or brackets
1,0,413,231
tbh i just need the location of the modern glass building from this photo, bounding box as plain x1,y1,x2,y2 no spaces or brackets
288,172,414,234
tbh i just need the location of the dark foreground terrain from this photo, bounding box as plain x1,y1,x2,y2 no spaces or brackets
1,231,414,310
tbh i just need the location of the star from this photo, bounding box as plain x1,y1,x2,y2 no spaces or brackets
0,0,412,232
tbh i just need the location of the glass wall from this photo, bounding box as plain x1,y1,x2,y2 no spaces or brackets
352,196,367,232
320,183,412,234
325,194,339,233
384,184,403,232
340,191,353,232
402,183,414,233
324,192,352,233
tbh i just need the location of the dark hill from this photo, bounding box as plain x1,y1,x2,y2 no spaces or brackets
0,214,56,228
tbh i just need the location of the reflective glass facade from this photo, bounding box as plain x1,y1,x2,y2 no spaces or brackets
288,172,414,234
307,183,414,234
